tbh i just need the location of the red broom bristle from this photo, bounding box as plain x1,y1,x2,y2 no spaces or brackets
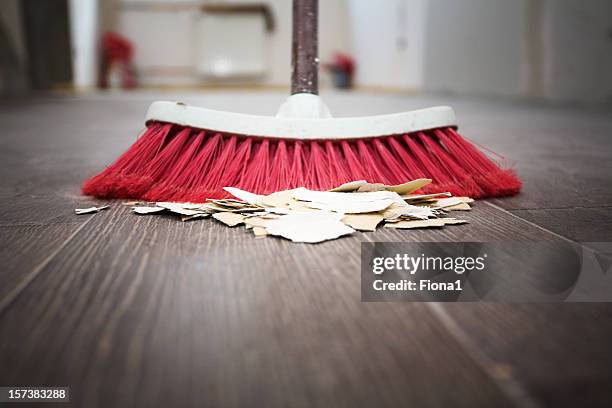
82,123,172,198
83,122,521,202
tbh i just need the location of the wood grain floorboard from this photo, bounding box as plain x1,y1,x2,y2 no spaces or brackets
1,92,611,408
509,207,612,243
0,204,530,408
440,303,612,408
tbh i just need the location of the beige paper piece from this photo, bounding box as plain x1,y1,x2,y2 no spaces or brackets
252,226,268,237
223,187,263,205
208,199,249,209
341,214,384,231
385,219,447,229
156,202,206,216
266,212,354,243
287,201,320,212
356,183,387,192
306,198,394,214
385,218,468,229
132,206,166,215
329,180,367,192
265,207,293,215
293,189,400,213
433,197,465,209
444,202,472,211
385,178,432,195
243,217,272,228
260,189,302,208
212,212,245,227
181,213,210,222
75,205,110,215
382,203,437,220
441,218,468,225
402,192,452,201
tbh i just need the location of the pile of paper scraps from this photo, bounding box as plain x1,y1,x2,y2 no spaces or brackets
113,178,473,244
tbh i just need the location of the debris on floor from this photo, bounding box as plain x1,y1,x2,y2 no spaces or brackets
75,205,110,215
113,178,472,244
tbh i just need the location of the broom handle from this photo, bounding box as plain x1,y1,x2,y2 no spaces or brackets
291,0,318,95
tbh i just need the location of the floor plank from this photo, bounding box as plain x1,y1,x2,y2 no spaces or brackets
441,303,612,408
1,92,611,407
509,207,612,242
0,205,520,408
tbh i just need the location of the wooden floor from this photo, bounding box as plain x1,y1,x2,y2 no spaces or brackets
1,90,611,408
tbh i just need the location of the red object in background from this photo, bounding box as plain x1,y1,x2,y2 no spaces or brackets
99,32,136,89
324,52,355,89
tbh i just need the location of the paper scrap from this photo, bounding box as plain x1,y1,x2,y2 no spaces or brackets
306,198,394,214
157,202,206,216
385,178,432,195
223,187,264,205
386,218,468,229
356,183,387,192
341,214,384,231
181,213,210,222
212,212,245,227
260,189,302,208
243,217,272,228
402,192,452,202
329,180,367,192
252,226,268,237
385,219,447,229
433,197,465,209
132,206,166,215
75,205,109,215
441,218,468,225
382,203,438,220
107,178,474,244
445,202,472,211
266,212,354,243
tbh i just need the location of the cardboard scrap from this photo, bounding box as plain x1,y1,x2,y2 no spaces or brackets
75,205,109,215
433,197,465,209
444,202,472,211
385,218,447,229
132,206,166,215
260,189,301,208
402,192,452,202
386,217,468,229
223,187,263,205
382,203,438,221
107,178,474,244
292,189,401,213
328,178,431,195
252,226,268,237
329,180,367,192
212,212,245,227
341,214,384,231
157,202,206,216
266,212,354,243
385,178,432,195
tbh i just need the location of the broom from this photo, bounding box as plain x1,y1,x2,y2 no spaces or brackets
83,0,520,203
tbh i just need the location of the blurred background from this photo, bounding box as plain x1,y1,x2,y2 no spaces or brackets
0,0,611,103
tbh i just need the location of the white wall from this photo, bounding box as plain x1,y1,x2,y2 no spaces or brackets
69,0,100,89
423,0,529,97
421,0,612,102
117,0,351,87
543,0,612,102
348,0,427,90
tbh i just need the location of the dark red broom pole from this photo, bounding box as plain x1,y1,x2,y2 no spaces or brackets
291,0,319,95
